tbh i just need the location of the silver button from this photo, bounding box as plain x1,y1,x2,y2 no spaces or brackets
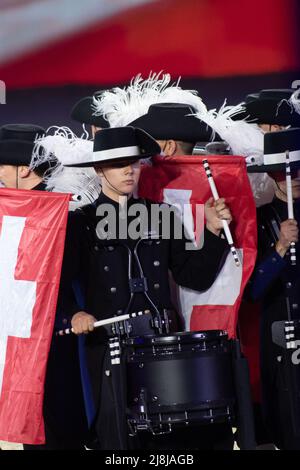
86,226,90,231
117,310,123,314
272,257,277,263
154,261,160,267
156,241,160,245
292,304,298,310
154,283,160,289
94,245,99,251
108,246,114,251
259,269,264,274
110,287,117,293
286,282,292,288
104,266,109,272
105,370,111,377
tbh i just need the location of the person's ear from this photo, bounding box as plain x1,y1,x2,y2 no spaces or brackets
95,166,103,177
18,166,31,178
165,140,177,156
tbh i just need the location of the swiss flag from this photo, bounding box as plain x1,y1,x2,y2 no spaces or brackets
139,155,257,339
0,188,69,444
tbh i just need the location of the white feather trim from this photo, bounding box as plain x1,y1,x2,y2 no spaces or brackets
45,164,101,210
30,126,100,208
92,71,207,127
248,173,275,207
30,126,93,169
194,101,265,165
193,101,271,206
290,88,300,115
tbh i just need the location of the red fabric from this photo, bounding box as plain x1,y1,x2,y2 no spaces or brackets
139,155,257,338
0,188,69,444
0,0,298,88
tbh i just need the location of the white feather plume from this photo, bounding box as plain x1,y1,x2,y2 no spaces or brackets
45,165,101,210
92,71,207,127
248,173,275,207
31,126,93,168
193,101,273,206
30,126,100,209
290,88,300,115
194,101,265,165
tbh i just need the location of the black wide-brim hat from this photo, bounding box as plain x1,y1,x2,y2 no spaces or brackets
247,127,300,173
71,96,110,128
66,126,161,168
0,139,36,166
0,123,45,142
128,103,217,143
232,89,300,126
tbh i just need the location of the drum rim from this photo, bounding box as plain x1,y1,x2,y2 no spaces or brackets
124,329,228,346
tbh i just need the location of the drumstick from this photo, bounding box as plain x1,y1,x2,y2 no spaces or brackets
56,309,151,336
285,150,296,266
203,159,240,267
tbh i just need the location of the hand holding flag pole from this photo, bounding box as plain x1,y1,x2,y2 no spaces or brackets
203,159,240,267
285,150,297,266
56,309,151,336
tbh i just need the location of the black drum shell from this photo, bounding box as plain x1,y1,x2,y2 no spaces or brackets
125,331,235,423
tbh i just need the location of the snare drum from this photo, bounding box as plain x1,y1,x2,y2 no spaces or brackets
124,330,235,433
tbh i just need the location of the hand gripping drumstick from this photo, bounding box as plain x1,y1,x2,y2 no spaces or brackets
56,309,151,336
203,159,240,267
285,150,296,266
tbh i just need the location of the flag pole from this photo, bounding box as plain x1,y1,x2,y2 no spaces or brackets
203,159,241,267
285,150,296,266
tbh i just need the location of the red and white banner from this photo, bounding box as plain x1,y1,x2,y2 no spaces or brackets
0,188,69,444
139,155,257,339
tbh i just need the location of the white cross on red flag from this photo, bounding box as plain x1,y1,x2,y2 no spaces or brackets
0,188,69,444
139,155,257,339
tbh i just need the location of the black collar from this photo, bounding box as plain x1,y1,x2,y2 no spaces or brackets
31,181,47,191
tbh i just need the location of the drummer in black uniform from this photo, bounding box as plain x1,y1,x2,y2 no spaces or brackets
248,128,300,449
59,126,234,450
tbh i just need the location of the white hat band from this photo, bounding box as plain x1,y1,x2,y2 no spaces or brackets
92,145,140,161
263,149,300,166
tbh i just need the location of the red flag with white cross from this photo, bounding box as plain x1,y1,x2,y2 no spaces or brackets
0,188,69,444
139,155,257,339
